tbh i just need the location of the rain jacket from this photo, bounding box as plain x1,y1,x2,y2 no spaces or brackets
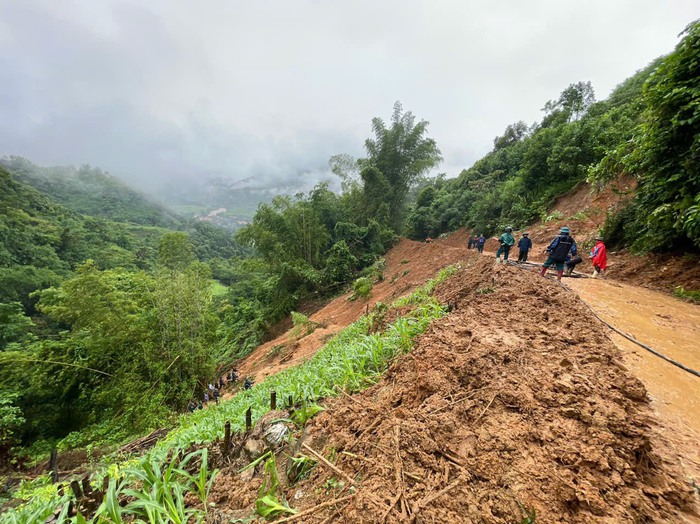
547,234,577,262
499,232,515,247
590,241,607,270
517,237,532,252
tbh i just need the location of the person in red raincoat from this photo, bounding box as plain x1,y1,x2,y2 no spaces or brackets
589,236,607,278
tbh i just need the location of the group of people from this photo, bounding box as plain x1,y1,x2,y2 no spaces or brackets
187,368,255,413
490,225,607,282
467,234,486,253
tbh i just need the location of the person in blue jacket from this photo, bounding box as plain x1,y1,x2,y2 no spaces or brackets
476,234,486,253
517,232,532,263
540,227,577,282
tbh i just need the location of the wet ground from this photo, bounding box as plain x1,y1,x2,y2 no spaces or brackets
568,278,700,435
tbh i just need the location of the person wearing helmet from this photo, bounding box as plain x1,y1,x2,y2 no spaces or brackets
495,226,515,263
517,232,533,263
589,236,607,278
540,226,577,281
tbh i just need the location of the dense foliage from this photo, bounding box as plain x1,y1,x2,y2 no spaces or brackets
405,21,699,255
0,168,244,457
590,20,700,251
0,102,440,460
0,157,182,229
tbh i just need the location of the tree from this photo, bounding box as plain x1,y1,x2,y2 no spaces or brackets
543,81,596,122
357,101,443,231
493,121,529,150
158,232,196,270
630,20,700,250
0,302,34,350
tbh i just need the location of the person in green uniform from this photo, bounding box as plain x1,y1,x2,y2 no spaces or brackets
495,226,515,263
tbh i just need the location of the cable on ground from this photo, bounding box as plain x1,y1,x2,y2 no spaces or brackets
502,258,700,379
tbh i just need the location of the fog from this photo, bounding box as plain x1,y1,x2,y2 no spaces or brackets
0,1,696,197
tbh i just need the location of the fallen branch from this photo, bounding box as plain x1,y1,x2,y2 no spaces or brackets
301,443,356,487
271,494,354,523
408,477,463,523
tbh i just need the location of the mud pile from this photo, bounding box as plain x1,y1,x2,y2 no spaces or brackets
290,258,697,522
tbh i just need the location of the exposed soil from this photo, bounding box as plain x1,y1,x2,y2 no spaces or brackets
232,231,471,385
209,258,699,523
481,179,700,294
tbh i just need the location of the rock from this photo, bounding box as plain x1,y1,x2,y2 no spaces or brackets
264,422,289,447
243,438,266,461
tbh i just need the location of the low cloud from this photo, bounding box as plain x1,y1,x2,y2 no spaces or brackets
0,1,695,196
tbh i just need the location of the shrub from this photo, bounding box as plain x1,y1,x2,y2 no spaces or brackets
351,277,373,300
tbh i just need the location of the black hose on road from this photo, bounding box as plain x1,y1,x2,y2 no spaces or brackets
503,258,700,379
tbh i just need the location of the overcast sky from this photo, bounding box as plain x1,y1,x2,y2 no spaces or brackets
0,1,696,194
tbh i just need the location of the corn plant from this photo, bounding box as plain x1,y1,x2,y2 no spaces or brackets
290,399,324,428
255,454,296,520
6,265,459,524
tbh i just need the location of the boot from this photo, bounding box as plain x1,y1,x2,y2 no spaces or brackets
539,266,547,277
592,269,599,278
564,266,573,276
556,270,564,282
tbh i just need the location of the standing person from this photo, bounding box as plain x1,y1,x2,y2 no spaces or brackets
203,392,209,404
213,387,220,405
540,227,577,282
589,236,607,278
467,235,474,249
495,226,515,263
219,376,225,389
517,232,532,263
476,234,486,253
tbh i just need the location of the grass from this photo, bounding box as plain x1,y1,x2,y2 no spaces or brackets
673,286,700,304
3,264,460,523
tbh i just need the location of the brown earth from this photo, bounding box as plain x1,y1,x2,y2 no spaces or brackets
231,231,472,386
480,179,700,294
208,258,700,523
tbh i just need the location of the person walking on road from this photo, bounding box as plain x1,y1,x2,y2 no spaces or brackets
540,227,577,282
476,234,485,253
590,236,607,278
495,226,515,263
517,232,532,263
467,235,474,249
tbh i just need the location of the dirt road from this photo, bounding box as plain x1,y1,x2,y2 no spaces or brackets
567,277,700,489
568,278,700,434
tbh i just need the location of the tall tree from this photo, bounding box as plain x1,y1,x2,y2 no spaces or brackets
356,102,442,231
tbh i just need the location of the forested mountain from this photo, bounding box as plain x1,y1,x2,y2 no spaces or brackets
406,20,699,254
1,20,697,472
0,166,248,455
0,157,182,229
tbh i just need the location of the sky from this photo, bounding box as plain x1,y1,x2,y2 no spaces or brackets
0,1,697,195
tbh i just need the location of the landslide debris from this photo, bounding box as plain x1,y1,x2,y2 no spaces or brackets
287,258,698,523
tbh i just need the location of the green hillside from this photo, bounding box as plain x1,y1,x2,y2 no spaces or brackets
0,157,182,229
405,20,699,254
